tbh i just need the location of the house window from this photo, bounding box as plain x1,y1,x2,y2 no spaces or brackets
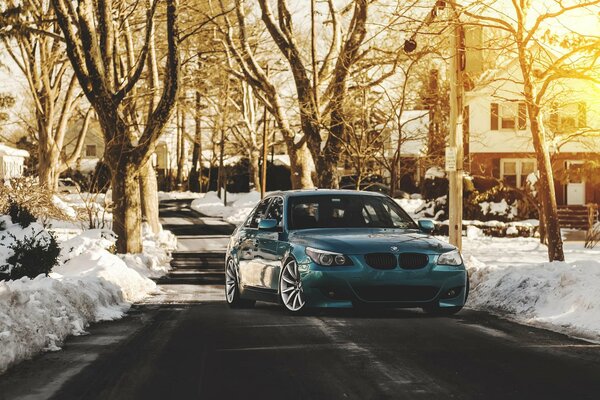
500,159,536,188
86,145,97,157
549,102,586,133
500,103,516,129
491,102,527,131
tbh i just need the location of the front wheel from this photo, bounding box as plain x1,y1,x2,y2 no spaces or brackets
225,258,255,308
279,259,307,314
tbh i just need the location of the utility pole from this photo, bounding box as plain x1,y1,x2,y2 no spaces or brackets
448,4,464,251
403,1,464,250
261,64,269,199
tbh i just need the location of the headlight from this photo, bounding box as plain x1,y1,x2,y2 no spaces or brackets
306,247,353,266
437,250,463,266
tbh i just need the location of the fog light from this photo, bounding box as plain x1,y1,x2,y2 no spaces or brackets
441,286,462,299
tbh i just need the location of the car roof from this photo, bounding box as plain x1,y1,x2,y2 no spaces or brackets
266,189,387,198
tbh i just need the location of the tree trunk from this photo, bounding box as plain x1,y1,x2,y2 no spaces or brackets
520,69,564,261
111,160,143,254
529,113,562,259
290,143,314,189
538,203,547,245
250,148,261,192
189,91,202,192
176,106,187,189
37,123,61,190
318,106,345,189
140,160,161,234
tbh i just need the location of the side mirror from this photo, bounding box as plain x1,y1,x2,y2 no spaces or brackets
418,219,435,234
258,219,278,231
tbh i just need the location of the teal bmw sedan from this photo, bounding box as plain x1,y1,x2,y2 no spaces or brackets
225,190,468,314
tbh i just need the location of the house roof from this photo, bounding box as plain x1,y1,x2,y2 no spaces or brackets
0,143,29,158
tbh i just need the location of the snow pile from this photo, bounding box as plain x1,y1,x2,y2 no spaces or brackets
463,236,600,341
158,191,205,201
480,199,519,219
50,192,113,230
424,166,446,180
395,198,426,220
0,221,174,374
191,191,260,225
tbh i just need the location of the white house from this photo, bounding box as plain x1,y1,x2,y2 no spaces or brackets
465,41,600,206
0,143,29,180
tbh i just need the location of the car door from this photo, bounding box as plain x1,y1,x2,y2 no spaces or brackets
255,196,285,290
237,198,272,288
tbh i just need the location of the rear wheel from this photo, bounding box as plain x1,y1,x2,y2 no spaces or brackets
279,259,307,313
225,259,255,308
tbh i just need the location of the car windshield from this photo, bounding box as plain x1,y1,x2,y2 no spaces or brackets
288,194,417,230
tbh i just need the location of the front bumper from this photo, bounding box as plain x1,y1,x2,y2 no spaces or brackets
297,255,467,309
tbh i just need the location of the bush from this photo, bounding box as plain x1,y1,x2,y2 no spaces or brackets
8,201,37,228
0,178,72,224
0,229,60,281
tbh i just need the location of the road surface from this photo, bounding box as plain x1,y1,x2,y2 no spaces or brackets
1,199,600,400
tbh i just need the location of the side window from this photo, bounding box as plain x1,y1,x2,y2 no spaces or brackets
247,198,272,228
265,197,284,227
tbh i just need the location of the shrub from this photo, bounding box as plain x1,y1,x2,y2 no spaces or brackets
8,201,37,228
0,229,60,281
0,177,72,225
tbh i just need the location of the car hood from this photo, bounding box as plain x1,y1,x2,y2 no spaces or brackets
288,228,455,254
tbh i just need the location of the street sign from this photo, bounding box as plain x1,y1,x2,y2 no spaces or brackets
445,146,457,172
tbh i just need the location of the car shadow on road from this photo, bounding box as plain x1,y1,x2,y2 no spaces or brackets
239,302,453,320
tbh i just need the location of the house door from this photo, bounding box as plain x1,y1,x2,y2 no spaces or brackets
566,161,585,205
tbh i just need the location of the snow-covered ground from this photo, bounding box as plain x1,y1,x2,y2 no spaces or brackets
461,236,600,342
158,191,205,201
0,203,176,374
191,191,260,225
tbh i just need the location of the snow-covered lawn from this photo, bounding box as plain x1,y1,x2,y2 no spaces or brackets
462,236,600,342
0,204,176,374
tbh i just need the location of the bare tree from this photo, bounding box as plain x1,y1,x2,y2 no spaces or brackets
214,0,314,189
0,2,91,189
51,0,180,253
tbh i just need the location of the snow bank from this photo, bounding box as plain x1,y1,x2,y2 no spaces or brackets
463,236,600,341
158,191,205,201
0,220,175,374
191,191,260,225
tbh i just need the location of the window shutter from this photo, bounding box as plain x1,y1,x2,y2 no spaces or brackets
578,102,587,128
490,103,499,130
463,105,470,136
518,102,527,130
491,158,501,178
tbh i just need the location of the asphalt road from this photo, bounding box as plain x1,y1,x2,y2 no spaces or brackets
1,199,600,400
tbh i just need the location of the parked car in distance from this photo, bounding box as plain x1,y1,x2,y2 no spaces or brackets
225,190,468,314
57,178,80,194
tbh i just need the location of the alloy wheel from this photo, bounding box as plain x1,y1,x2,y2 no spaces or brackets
280,260,306,312
225,259,237,304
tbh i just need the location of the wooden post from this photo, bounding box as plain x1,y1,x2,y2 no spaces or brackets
448,7,464,251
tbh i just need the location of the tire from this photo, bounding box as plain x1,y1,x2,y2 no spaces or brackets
225,258,255,309
279,259,307,314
